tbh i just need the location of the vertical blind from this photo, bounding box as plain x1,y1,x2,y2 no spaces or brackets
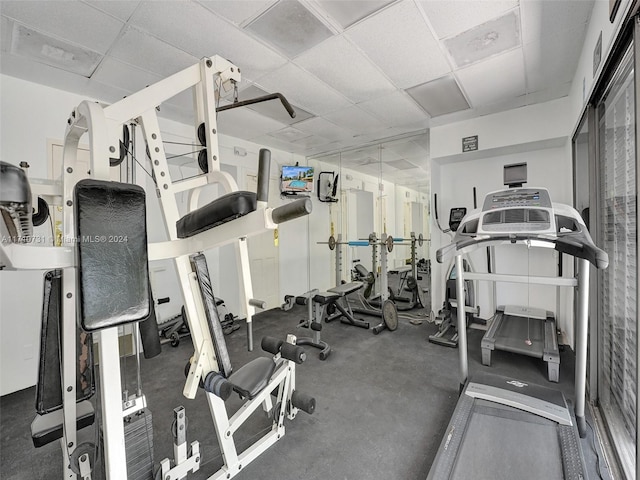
597,46,638,474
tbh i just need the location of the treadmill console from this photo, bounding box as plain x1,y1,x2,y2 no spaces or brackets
475,188,555,235
482,188,552,211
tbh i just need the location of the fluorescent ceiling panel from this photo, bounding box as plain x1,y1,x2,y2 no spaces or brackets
6,22,103,77
245,1,333,58
317,0,394,28
456,48,525,106
347,1,450,88
256,62,351,116
109,27,198,78
1,0,124,54
420,0,518,39
445,11,520,68
407,75,470,117
297,35,395,103
239,85,314,124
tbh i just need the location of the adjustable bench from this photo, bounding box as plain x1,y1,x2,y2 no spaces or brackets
283,290,334,360
179,253,316,480
323,281,369,329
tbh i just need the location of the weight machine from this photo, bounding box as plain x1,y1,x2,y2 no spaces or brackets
1,55,316,480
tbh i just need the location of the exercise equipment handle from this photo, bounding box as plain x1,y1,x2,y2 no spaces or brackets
249,298,267,309
216,93,296,119
256,149,271,203
272,198,312,224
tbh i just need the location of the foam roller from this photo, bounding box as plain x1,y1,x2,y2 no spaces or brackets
261,336,283,355
280,343,306,364
203,372,232,400
291,391,316,415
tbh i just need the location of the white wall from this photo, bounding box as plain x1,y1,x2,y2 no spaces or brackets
430,97,578,344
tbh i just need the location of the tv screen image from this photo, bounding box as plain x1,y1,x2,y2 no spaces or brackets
281,165,314,193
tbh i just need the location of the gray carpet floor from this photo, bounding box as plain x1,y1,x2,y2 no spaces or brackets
1,297,612,480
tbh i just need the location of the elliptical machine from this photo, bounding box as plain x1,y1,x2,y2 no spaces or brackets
429,207,480,347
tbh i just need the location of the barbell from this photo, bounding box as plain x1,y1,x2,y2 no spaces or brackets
318,234,396,252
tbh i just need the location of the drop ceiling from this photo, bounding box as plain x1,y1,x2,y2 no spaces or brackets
0,0,594,186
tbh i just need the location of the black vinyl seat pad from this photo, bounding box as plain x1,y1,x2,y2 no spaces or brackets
177,191,257,239
230,357,278,400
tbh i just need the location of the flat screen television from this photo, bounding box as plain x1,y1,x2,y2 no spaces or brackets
503,162,527,187
281,165,314,194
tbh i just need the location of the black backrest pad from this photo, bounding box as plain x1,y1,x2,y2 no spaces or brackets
36,270,94,414
75,179,150,331
190,254,233,378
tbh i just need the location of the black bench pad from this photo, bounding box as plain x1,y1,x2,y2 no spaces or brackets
313,292,341,305
230,357,276,400
31,400,95,448
328,281,363,296
177,191,257,239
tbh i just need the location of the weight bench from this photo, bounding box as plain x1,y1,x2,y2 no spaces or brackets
182,253,316,480
322,281,369,329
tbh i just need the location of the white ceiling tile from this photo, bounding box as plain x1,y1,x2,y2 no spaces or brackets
297,35,396,103
318,0,395,29
347,0,451,88
244,0,334,58
216,107,287,140
256,62,352,116
521,0,594,46
323,105,385,135
294,117,356,142
198,0,276,26
358,91,428,127
291,134,334,149
1,1,125,54
456,48,526,106
92,57,162,94
85,1,140,21
420,0,518,39
164,89,194,111
130,1,287,82
109,27,198,78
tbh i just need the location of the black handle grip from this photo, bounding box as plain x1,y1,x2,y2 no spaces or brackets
216,93,296,119
272,198,312,224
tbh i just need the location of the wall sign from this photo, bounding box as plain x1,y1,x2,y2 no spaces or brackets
593,31,602,77
462,135,478,152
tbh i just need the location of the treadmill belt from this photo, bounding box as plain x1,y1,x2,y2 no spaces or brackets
494,315,544,357
451,401,563,480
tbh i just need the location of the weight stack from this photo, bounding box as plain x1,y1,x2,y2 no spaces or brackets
124,410,154,480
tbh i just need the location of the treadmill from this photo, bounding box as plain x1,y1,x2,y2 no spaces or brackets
428,186,608,480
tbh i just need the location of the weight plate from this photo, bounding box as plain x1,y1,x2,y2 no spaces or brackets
386,236,394,252
382,300,398,331
418,233,424,247
406,275,417,291
328,235,336,251
197,122,206,146
198,149,209,173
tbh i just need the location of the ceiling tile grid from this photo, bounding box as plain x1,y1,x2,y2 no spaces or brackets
0,0,598,175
